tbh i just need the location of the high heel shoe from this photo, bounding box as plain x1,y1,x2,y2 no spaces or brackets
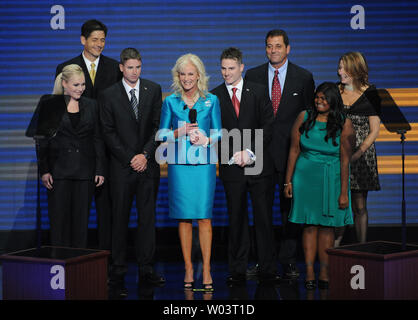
202,283,214,292
304,280,317,290
184,281,194,290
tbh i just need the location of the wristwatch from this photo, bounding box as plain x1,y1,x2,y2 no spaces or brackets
143,151,150,160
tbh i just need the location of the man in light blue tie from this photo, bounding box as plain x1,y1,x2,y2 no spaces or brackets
245,29,315,280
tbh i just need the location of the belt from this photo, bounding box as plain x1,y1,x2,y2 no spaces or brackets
300,152,339,217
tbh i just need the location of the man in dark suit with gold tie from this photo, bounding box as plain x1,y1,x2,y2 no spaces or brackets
245,29,315,280
56,19,122,251
212,47,279,283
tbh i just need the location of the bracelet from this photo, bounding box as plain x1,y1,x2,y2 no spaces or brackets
284,182,292,187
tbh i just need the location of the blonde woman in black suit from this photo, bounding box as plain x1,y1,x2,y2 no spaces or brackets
36,64,105,248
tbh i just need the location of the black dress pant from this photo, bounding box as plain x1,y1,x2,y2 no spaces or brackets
110,173,159,276
47,179,94,248
270,170,301,265
223,175,277,276
94,181,112,250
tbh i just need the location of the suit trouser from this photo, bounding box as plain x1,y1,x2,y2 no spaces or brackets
111,173,159,276
95,181,112,250
223,175,277,275
270,170,302,265
47,179,94,248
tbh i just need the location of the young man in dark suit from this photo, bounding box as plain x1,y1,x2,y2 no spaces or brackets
245,29,315,280
99,48,164,295
212,47,279,283
56,19,122,251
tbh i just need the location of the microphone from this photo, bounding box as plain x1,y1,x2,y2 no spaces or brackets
189,109,197,123
183,103,187,110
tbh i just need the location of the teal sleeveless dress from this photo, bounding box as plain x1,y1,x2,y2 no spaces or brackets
288,113,353,227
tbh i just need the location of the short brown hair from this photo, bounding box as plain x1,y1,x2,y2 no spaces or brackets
120,47,142,65
220,47,243,64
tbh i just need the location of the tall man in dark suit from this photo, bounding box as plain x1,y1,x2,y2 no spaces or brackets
212,47,279,283
245,29,315,279
99,48,164,293
56,20,122,251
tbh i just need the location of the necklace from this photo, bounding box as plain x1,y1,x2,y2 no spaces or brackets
183,93,199,107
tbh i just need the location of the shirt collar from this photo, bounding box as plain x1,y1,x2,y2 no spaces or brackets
82,51,100,70
122,78,140,96
268,59,288,74
225,77,244,92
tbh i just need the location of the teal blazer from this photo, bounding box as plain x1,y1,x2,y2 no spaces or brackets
157,92,222,165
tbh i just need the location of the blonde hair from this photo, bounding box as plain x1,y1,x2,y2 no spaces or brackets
53,64,85,94
339,51,369,93
171,53,209,97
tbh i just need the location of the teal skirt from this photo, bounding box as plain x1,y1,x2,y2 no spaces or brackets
167,164,216,219
289,153,353,227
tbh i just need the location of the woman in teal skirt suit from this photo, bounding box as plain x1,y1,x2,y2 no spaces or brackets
157,54,222,291
284,82,354,290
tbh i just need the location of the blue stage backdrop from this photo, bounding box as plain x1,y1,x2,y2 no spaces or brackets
0,0,417,233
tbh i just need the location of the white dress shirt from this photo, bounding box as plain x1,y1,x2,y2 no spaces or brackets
225,77,244,102
82,51,100,74
122,78,140,101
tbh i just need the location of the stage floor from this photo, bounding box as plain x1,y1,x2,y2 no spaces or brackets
0,260,330,300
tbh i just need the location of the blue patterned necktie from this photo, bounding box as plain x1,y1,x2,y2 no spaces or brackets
130,88,139,120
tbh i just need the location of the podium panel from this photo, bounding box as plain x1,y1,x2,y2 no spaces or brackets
0,246,109,300
327,241,418,300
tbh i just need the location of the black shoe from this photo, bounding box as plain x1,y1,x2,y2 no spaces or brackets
318,280,329,289
258,273,281,283
304,280,317,290
108,281,128,299
246,264,259,278
226,273,246,283
140,271,166,286
283,263,300,280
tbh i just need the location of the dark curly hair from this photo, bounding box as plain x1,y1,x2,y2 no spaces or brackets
299,82,345,146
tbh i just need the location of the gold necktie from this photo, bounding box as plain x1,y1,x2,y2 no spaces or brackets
90,63,96,85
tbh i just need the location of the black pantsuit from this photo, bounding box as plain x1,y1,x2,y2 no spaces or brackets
47,180,94,248
36,95,105,249
56,54,122,250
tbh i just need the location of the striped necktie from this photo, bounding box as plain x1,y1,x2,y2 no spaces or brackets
130,89,139,120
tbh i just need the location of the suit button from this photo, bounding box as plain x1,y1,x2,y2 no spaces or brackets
76,149,79,153
68,149,71,153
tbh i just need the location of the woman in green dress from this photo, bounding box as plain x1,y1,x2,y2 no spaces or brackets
284,82,354,290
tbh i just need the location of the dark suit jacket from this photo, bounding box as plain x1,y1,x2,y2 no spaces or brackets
56,54,122,99
245,61,315,173
98,79,162,181
36,95,105,179
211,80,274,182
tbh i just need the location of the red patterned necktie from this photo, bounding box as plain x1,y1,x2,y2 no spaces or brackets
271,69,281,115
232,87,240,117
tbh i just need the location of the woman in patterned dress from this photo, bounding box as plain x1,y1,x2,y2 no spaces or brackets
335,52,381,245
